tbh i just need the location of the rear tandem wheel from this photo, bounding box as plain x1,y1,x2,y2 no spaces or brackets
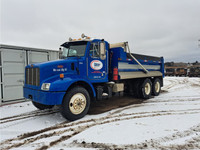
139,78,152,99
152,78,161,96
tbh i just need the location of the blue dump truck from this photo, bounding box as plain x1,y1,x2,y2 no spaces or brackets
24,34,164,121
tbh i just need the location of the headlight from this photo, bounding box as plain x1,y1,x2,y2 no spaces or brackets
41,83,51,91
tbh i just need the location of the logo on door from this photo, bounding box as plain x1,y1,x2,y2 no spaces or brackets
90,60,103,70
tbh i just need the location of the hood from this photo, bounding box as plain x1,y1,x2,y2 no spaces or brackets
27,58,78,84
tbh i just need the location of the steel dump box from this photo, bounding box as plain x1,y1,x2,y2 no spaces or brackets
110,47,164,80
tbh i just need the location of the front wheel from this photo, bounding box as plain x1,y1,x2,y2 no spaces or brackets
32,101,54,110
60,87,90,121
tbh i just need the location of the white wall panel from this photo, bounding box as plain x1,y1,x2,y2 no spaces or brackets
0,66,2,104
2,49,25,62
3,63,25,74
49,51,59,60
0,50,2,104
4,86,23,101
28,51,48,64
1,49,25,102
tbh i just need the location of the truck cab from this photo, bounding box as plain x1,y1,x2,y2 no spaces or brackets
60,39,109,82
24,34,164,121
24,37,110,120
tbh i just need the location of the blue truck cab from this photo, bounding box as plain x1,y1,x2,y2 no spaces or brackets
24,34,164,121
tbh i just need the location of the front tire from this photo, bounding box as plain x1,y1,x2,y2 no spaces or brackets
32,101,54,110
61,87,90,121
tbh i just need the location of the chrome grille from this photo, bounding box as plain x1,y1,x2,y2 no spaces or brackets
25,68,40,86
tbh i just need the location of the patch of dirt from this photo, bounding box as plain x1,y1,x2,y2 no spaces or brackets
161,89,168,93
88,94,143,114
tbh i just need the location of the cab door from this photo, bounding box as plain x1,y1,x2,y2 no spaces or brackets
87,42,108,82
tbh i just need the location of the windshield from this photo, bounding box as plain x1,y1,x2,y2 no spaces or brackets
61,41,87,58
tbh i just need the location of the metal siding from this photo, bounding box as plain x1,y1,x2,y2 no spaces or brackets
0,68,2,101
4,86,24,101
0,45,59,104
3,74,24,86
0,51,2,104
4,63,25,74
28,51,48,64
1,49,26,102
49,51,59,60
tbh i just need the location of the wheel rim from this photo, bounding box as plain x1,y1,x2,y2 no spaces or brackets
69,93,86,115
155,81,160,93
145,82,151,95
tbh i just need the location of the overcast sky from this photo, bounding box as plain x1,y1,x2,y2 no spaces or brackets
1,0,200,62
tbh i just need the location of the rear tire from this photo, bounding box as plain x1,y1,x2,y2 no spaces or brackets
61,87,90,121
32,101,54,110
152,78,161,96
140,78,152,99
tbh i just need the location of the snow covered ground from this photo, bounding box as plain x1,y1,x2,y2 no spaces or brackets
0,77,200,150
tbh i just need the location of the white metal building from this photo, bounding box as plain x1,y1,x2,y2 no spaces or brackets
0,44,59,105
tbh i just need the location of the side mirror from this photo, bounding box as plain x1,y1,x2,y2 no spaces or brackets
81,33,85,38
100,42,106,60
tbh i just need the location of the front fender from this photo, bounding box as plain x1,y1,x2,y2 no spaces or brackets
49,77,96,97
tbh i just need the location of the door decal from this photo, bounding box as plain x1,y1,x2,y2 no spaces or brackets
90,60,103,70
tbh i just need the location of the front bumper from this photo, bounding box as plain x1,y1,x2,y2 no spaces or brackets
23,87,65,105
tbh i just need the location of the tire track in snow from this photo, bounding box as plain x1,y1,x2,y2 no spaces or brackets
162,77,195,92
138,124,200,150
1,77,199,149
162,79,178,91
2,95,198,128
108,99,200,116
162,135,200,149
69,124,200,150
1,108,200,150
37,111,200,150
0,109,59,124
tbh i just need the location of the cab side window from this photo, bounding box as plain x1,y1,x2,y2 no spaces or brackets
89,43,100,58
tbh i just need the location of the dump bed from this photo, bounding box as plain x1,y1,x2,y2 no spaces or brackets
110,47,164,80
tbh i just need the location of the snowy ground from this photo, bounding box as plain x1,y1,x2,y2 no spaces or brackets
0,77,200,150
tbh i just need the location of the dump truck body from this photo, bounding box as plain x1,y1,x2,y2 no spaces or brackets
110,47,164,80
